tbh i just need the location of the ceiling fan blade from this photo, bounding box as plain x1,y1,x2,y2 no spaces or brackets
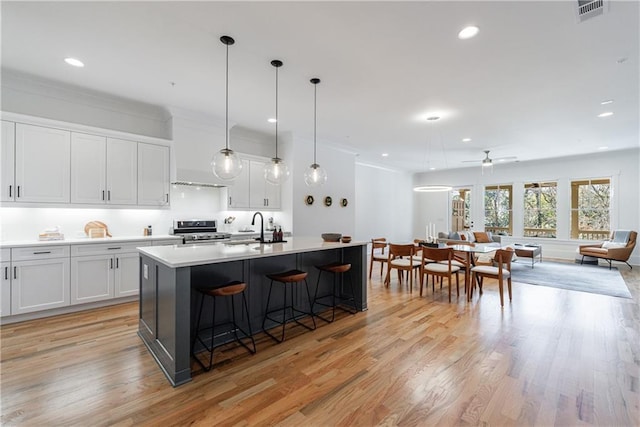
461,159,482,163
493,156,517,161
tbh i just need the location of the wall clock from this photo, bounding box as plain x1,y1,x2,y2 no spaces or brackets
340,198,348,207
305,195,314,205
324,196,332,207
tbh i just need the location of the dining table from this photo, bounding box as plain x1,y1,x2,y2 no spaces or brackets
446,244,499,300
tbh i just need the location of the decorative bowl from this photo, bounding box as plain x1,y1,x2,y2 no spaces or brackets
321,233,342,242
341,236,352,243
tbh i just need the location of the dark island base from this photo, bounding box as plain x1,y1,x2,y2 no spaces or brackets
139,245,367,386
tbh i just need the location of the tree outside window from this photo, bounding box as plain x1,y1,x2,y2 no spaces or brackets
524,182,557,238
570,178,610,240
484,185,512,235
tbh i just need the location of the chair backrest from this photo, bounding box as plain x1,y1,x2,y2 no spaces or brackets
422,246,453,263
371,238,387,255
494,248,514,271
389,243,416,259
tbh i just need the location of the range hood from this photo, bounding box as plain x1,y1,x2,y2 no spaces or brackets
171,109,231,188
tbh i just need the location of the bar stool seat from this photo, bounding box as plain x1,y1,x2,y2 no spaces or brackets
191,280,256,372
313,262,358,323
263,269,316,343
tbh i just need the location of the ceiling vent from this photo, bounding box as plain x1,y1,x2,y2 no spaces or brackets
577,0,606,22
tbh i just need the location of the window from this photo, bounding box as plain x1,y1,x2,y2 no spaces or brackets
524,182,557,238
484,185,512,235
571,178,610,240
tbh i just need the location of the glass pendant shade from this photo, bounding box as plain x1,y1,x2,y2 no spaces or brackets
304,163,327,187
264,157,290,185
211,148,243,180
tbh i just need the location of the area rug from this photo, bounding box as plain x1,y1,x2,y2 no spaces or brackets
510,261,632,299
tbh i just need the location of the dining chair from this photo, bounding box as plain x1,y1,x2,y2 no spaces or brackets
385,243,422,292
369,238,389,280
470,248,514,307
420,247,460,302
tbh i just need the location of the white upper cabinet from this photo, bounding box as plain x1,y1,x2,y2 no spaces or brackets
227,158,251,209
106,138,137,205
249,159,281,210
137,142,170,206
71,134,137,205
71,133,107,204
15,123,71,203
1,121,16,202
227,157,281,210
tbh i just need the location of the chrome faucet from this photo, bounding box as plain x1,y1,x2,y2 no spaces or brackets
251,211,265,243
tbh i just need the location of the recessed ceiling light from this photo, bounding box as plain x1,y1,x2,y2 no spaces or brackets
462,138,472,142
598,112,614,118
429,167,436,170
600,100,613,105
458,26,479,40
267,118,277,123
64,57,84,67
598,146,609,150
381,153,389,157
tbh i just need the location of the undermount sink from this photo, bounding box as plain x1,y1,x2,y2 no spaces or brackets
225,239,259,245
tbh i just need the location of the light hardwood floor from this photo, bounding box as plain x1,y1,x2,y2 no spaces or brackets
1,264,639,426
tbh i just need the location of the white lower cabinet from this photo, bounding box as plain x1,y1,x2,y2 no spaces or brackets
70,255,114,304
70,241,150,303
11,258,70,315
114,252,140,297
1,261,11,316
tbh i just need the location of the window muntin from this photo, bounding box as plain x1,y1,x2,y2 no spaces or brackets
524,182,557,238
484,184,512,236
570,178,610,240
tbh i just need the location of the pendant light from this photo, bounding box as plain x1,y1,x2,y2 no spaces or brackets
264,60,290,185
413,115,452,192
304,78,327,187
211,35,243,181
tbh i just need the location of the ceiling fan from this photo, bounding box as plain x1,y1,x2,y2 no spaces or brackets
462,150,517,167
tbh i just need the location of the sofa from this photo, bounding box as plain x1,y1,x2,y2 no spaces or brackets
437,230,502,248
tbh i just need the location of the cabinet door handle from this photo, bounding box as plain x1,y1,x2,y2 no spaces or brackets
17,186,20,198
110,258,113,269
8,185,12,198
4,266,7,280
102,190,105,201
33,251,51,255
166,193,169,203
13,266,17,279
107,190,111,201
107,247,122,250
116,258,119,269
229,197,232,206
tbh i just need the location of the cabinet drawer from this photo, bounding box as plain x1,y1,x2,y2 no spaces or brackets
1,248,9,262
12,245,70,261
152,239,183,246
71,241,151,256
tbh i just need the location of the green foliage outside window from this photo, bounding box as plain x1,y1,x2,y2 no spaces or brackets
571,178,610,239
484,185,512,235
524,182,557,237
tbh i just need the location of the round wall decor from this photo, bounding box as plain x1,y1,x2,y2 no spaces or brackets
340,198,348,207
324,196,332,207
305,195,314,205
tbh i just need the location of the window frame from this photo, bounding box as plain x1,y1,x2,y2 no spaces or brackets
484,184,513,236
570,177,611,240
523,181,557,238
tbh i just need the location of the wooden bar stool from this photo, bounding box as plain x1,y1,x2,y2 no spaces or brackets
262,269,316,343
191,281,256,372
312,262,358,323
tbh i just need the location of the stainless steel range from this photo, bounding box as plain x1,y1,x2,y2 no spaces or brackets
171,220,231,244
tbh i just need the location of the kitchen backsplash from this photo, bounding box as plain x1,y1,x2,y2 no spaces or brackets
0,186,286,241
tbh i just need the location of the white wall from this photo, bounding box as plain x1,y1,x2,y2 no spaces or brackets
291,139,356,238
413,148,640,264
355,163,413,243
1,69,171,139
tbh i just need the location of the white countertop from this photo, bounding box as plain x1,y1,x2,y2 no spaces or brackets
0,234,183,248
139,237,366,268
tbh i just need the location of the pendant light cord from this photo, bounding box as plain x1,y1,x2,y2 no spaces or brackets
275,65,279,159
313,82,317,164
225,41,229,151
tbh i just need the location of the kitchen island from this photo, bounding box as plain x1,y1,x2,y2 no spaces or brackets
138,237,367,386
